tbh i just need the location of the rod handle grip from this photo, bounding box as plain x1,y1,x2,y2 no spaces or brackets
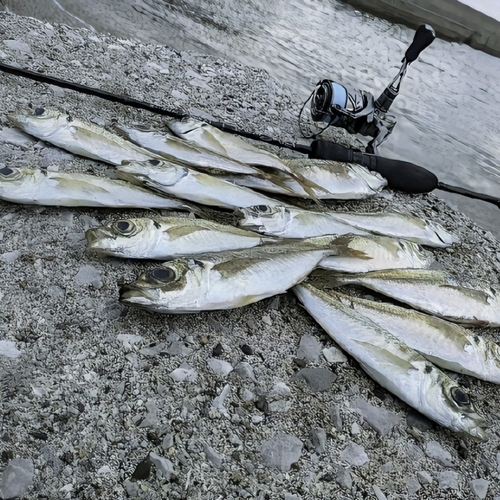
405,24,436,64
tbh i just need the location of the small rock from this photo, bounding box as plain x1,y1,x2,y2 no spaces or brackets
425,441,455,467
310,428,327,454
293,368,337,393
372,485,387,500
0,251,21,263
213,384,231,416
405,476,421,495
234,362,257,382
270,382,292,398
470,479,490,499
297,335,322,361
0,458,34,498
116,334,143,345
208,358,233,377
351,398,401,436
97,466,111,474
416,471,433,485
3,40,32,53
437,471,459,490
241,345,253,355
149,452,174,480
340,442,369,466
268,400,292,414
131,457,151,481
336,466,353,489
139,343,165,357
381,462,394,473
161,434,174,450
74,265,103,289
407,444,424,461
0,341,21,359
330,406,343,431
169,363,198,382
165,341,193,356
240,389,255,402
322,346,348,363
407,409,434,431
212,343,223,357
48,285,65,299
284,493,301,500
350,423,361,435
260,433,303,471
203,445,223,469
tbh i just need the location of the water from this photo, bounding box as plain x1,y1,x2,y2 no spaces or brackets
4,0,500,237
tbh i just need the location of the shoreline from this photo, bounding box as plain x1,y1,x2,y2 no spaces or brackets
1,12,500,499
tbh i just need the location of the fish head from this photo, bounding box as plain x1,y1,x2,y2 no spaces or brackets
119,259,208,312
117,159,187,186
425,220,458,248
238,205,290,234
397,239,435,267
86,218,157,257
168,118,203,136
426,372,488,441
0,166,39,200
9,107,69,137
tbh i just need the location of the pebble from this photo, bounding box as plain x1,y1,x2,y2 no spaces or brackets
437,471,459,490
330,406,343,431
268,400,292,413
208,358,234,377
292,368,337,393
234,362,257,382
284,493,301,500
3,39,32,53
350,423,361,435
405,476,421,495
0,458,34,499
407,444,424,461
0,340,21,359
340,442,369,466
116,334,143,345
381,462,394,473
372,485,387,500
241,344,253,355
240,389,255,402
96,465,111,474
260,433,303,471
310,428,327,454
351,397,401,436
161,434,174,450
212,343,223,357
270,382,292,398
0,250,21,263
416,470,433,485
149,452,174,479
336,466,353,489
213,384,231,416
169,363,198,382
74,265,103,289
166,341,193,357
203,445,223,469
470,479,490,499
322,346,348,363
425,441,456,467
297,335,322,361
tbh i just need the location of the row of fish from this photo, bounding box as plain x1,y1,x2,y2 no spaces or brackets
4,106,500,442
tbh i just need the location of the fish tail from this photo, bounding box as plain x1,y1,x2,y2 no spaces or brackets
291,172,323,203
257,171,297,195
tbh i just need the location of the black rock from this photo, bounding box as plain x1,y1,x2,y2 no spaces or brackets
241,344,253,355
131,457,152,481
212,343,223,357
407,409,435,432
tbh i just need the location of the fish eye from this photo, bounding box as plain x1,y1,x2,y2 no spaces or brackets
149,160,161,166
114,220,133,234
147,267,177,283
34,107,45,116
451,387,470,406
66,115,74,122
0,167,13,176
256,205,269,212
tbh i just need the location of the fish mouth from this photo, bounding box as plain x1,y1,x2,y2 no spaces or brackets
85,228,114,249
459,413,489,442
119,284,155,306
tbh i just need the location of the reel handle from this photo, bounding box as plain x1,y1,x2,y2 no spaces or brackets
405,24,436,64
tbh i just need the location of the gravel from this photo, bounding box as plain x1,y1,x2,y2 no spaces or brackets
1,10,500,500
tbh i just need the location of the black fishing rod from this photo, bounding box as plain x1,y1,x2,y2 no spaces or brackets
1,61,499,209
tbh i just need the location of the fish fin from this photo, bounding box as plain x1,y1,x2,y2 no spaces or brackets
328,235,373,260
165,225,209,239
291,172,323,203
213,257,270,279
256,171,297,195
306,271,354,289
354,340,418,373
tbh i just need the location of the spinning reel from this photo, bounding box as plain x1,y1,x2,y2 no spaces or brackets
299,24,436,154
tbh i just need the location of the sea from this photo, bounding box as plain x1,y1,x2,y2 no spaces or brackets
3,0,500,238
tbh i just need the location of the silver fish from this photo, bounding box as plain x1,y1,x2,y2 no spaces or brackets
86,216,275,259
314,234,434,273
9,107,160,165
119,236,340,313
326,289,500,384
327,269,500,326
237,205,456,247
167,117,298,172
294,282,488,441
0,166,193,210
116,159,287,210
113,124,261,175
238,205,370,238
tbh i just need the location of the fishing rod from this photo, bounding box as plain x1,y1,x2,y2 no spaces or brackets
0,61,499,209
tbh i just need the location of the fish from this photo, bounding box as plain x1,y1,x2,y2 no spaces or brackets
119,236,341,313
325,210,457,248
86,216,276,259
314,234,434,273
237,205,456,247
9,107,161,165
116,123,321,201
325,269,500,326
322,289,500,384
113,123,263,175
293,282,488,441
167,117,301,172
238,205,370,238
115,159,288,210
0,166,195,211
